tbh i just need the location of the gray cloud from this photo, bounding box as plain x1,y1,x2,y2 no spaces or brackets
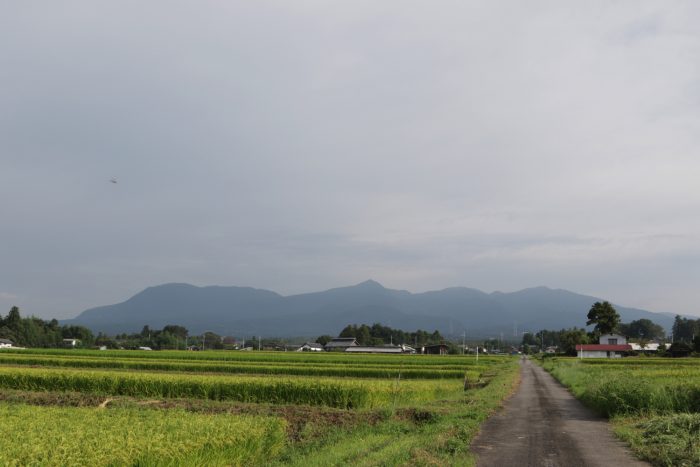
1,1,699,319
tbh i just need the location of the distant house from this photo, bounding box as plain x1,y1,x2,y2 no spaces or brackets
62,338,80,348
421,344,449,355
576,334,631,358
297,342,324,352
324,337,359,351
0,338,14,348
599,334,627,345
629,342,669,352
138,346,153,351
545,346,558,354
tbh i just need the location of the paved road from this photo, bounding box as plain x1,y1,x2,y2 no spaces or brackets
471,358,649,467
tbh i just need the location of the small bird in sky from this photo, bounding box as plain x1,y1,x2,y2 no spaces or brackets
110,177,118,184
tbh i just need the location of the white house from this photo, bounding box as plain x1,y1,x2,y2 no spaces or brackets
296,342,324,352
576,334,631,358
628,342,670,352
599,334,627,345
0,338,14,348
324,337,359,351
62,338,80,348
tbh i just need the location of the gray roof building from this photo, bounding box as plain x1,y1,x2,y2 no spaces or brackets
324,337,359,350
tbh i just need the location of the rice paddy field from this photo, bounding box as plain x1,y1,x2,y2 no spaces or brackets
543,357,700,467
0,348,519,466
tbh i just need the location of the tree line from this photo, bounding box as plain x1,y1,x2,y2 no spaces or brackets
0,306,95,348
321,323,445,347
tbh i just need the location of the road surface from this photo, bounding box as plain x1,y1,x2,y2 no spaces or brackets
471,358,649,467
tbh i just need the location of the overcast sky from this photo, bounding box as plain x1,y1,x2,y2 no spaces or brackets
2,1,699,320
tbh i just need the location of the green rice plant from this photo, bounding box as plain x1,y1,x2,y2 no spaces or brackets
0,353,472,379
0,347,497,367
0,366,463,409
0,402,286,466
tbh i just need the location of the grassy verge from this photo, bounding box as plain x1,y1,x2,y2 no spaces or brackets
613,414,700,467
542,357,700,467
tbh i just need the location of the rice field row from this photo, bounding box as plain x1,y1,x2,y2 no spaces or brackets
0,352,479,379
0,366,463,409
0,347,493,366
0,403,285,467
0,348,518,466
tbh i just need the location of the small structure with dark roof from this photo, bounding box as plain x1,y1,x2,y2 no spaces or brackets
324,337,359,351
421,344,449,355
0,338,14,348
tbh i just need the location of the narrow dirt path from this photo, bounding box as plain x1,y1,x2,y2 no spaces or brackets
471,358,649,467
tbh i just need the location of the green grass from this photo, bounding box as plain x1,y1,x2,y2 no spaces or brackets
0,347,499,366
543,358,700,416
274,358,520,466
0,402,286,466
0,350,519,465
543,357,700,466
0,366,463,409
614,414,700,467
0,352,476,379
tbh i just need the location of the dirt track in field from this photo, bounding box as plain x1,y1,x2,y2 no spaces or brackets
471,358,649,467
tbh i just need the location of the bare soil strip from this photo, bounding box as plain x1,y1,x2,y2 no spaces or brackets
471,358,649,467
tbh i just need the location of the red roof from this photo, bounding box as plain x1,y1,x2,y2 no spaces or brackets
575,344,632,351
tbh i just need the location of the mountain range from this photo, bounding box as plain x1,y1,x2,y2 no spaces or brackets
62,280,676,339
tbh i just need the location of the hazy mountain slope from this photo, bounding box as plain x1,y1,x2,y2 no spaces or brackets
64,281,676,338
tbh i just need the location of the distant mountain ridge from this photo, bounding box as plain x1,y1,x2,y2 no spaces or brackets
63,280,676,338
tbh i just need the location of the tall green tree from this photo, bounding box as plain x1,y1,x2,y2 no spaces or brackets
586,301,620,335
618,319,665,340
6,306,21,331
559,328,589,355
672,315,698,343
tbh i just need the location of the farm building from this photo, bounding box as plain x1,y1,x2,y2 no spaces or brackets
62,338,81,348
421,344,449,355
345,344,415,354
324,337,359,351
0,338,14,348
297,342,324,352
629,342,669,352
576,335,631,358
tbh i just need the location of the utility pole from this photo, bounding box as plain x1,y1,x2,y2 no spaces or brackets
258,336,261,351
540,330,544,353
462,331,466,355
